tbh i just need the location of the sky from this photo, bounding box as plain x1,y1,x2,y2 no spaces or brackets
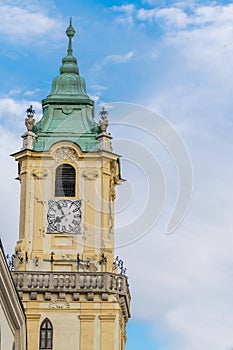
1,0,233,349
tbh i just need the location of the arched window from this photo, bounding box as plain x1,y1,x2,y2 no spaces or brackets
55,164,75,197
39,318,53,349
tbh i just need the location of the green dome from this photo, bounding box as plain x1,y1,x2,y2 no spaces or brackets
50,74,88,97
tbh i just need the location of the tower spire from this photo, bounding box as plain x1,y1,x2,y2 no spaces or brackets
60,18,79,75
34,19,95,151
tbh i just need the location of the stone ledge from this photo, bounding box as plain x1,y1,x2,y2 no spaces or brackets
12,271,131,320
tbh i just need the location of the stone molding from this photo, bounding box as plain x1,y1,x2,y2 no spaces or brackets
79,315,96,321
26,313,41,321
99,315,116,321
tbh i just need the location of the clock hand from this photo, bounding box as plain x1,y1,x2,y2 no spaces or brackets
56,212,72,221
57,203,66,216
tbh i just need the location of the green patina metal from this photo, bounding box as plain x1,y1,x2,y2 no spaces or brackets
33,19,100,152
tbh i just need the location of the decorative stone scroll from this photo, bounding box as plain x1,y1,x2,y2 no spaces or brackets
32,169,48,180
49,298,70,309
54,146,78,163
82,169,98,180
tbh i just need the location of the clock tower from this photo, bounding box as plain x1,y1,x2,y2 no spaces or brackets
12,20,130,350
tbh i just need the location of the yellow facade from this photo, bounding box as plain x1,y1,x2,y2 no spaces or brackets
13,142,121,272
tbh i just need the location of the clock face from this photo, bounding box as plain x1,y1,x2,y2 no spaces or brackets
47,200,81,233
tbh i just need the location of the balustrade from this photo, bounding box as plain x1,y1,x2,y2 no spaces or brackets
12,271,129,295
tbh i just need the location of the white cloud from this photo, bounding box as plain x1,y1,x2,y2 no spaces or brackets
0,94,42,253
93,51,134,71
88,85,108,104
190,4,233,26
88,94,100,103
137,7,189,28
112,4,135,25
173,0,198,10
159,7,188,28
120,214,233,349
90,84,107,91
111,3,233,348
23,89,41,97
123,2,233,82
0,125,21,253
8,89,22,96
112,4,135,13
0,96,42,133
7,88,41,97
0,1,64,45
114,2,233,34
142,0,167,5
136,3,233,31
159,6,233,77
103,51,134,64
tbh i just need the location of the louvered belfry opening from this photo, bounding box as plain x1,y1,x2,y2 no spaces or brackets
55,164,75,197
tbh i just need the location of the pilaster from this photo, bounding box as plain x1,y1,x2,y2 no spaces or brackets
79,315,95,350
99,314,116,350
26,313,41,350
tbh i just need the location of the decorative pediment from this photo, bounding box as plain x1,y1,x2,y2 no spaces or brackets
54,146,78,163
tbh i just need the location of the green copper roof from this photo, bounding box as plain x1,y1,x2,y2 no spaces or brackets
44,18,92,104
33,19,100,152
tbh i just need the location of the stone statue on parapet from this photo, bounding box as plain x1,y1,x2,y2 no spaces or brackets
25,105,35,131
99,107,109,133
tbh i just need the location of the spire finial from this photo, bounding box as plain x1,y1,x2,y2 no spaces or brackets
59,19,79,75
66,17,76,56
